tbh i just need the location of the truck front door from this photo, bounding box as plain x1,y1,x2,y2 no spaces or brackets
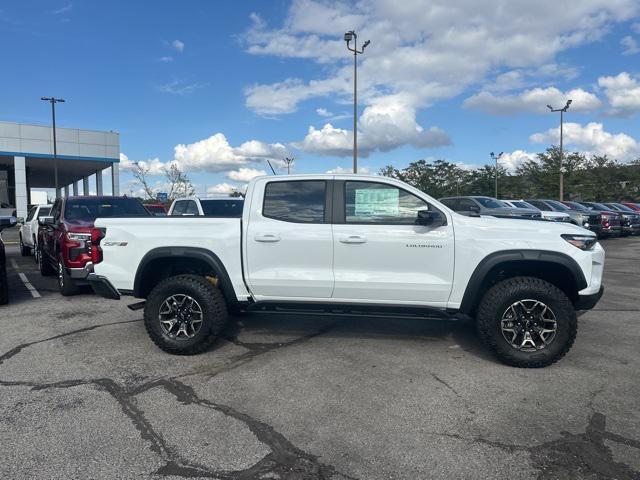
246,179,334,299
331,180,454,306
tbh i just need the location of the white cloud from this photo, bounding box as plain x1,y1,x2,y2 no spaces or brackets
158,56,174,63
499,150,538,171
598,72,640,116
157,79,207,95
227,167,267,182
620,35,640,55
316,108,332,117
326,166,371,174
295,99,451,157
243,0,638,116
51,4,72,15
463,87,601,114
119,153,169,175
207,183,244,195
171,40,185,52
530,122,640,161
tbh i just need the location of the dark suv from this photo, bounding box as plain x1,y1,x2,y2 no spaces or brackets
577,202,623,237
603,203,640,235
37,196,150,295
438,196,541,219
1,216,17,305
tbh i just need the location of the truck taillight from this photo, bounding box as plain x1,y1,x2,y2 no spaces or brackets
90,228,106,264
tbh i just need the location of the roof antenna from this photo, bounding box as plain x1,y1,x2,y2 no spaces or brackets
266,160,278,175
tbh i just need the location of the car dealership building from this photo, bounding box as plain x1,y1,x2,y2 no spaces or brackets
0,121,120,219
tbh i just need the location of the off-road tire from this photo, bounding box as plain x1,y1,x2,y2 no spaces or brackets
0,266,8,305
37,246,55,276
476,276,577,368
144,274,228,355
19,234,31,256
58,257,79,296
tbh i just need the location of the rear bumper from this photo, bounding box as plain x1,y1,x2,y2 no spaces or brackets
68,262,94,280
87,273,120,300
575,285,604,311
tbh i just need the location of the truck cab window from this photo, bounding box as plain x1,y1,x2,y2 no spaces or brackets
263,180,326,223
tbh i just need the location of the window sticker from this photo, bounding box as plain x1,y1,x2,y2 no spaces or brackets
354,188,399,216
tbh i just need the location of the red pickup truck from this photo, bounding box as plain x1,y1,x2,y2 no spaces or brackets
37,196,150,295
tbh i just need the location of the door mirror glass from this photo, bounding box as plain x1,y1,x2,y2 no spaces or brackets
38,216,55,226
416,210,446,227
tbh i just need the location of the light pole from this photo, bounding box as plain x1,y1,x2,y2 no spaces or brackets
344,30,370,174
490,151,504,198
41,96,65,198
547,99,572,200
284,157,294,175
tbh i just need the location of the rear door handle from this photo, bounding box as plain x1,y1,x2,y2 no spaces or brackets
339,235,367,244
255,233,281,242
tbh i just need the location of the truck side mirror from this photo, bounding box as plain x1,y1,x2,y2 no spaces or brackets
416,210,446,227
0,216,17,231
38,216,55,226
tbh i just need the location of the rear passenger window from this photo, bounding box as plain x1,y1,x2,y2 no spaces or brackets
263,181,326,223
184,201,199,215
171,201,186,216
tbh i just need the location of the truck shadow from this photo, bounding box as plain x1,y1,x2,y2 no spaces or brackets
223,312,498,364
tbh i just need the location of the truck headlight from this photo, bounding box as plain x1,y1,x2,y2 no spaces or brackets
561,234,597,251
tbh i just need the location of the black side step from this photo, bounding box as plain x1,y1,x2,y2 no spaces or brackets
127,301,146,311
245,301,454,320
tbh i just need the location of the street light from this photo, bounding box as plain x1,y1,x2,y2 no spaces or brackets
490,151,504,198
41,96,65,198
344,30,370,174
283,157,295,174
547,99,572,200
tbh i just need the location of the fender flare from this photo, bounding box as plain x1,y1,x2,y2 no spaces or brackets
133,246,236,302
459,249,587,314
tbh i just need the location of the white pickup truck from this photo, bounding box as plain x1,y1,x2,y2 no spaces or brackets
88,174,604,367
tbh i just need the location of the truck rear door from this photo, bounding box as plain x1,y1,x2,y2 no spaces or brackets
245,179,334,299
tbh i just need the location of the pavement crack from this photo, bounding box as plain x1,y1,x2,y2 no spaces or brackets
0,319,142,366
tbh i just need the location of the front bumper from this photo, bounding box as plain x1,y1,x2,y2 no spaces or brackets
87,273,120,300
575,285,604,311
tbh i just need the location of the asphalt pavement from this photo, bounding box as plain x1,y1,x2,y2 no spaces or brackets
1,232,639,479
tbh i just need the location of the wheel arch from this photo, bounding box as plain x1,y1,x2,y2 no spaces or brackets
459,250,587,316
133,247,237,305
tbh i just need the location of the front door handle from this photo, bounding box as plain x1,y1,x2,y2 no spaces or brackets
339,235,367,244
255,233,281,243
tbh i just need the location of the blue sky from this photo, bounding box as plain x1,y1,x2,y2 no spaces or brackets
2,0,640,196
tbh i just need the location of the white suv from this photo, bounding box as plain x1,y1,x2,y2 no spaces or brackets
19,204,52,256
168,197,244,217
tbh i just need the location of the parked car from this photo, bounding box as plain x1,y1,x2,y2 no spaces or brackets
579,202,632,237
37,196,151,295
621,202,640,212
18,204,52,256
559,201,609,237
89,174,604,368
602,203,640,235
566,202,621,238
168,197,245,217
524,199,596,231
502,199,571,222
438,196,542,219
144,204,168,216
1,216,17,305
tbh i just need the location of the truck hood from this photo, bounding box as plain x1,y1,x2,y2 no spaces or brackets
454,212,594,237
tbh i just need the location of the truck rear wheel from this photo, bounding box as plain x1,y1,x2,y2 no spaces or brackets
144,274,228,355
476,276,577,368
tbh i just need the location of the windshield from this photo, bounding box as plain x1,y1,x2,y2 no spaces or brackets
511,201,537,210
64,198,150,221
474,197,504,209
200,199,244,217
610,203,635,212
37,207,52,217
564,201,589,212
544,200,570,211
590,202,613,211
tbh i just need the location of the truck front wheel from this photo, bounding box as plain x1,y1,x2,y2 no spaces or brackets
144,274,228,355
476,276,577,368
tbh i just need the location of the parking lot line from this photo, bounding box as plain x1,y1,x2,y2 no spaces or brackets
10,258,42,299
